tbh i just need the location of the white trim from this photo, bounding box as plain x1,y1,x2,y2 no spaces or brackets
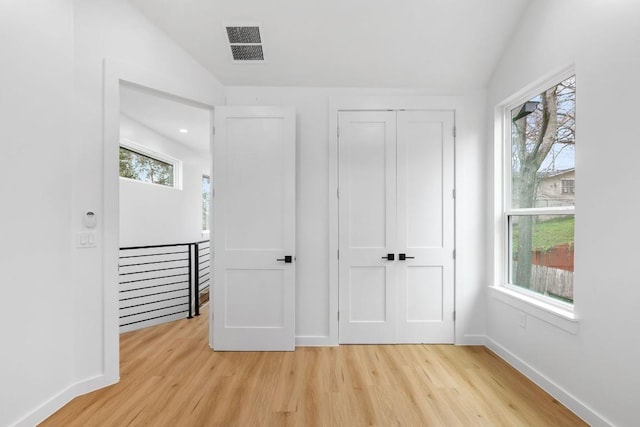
119,138,183,189
507,206,574,216
457,334,486,346
329,95,465,111
295,336,336,347
485,337,612,427
328,100,340,346
11,375,115,427
329,95,463,346
489,286,578,334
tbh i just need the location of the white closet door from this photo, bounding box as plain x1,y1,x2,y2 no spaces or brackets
338,110,455,344
338,111,397,343
212,106,296,351
396,110,455,343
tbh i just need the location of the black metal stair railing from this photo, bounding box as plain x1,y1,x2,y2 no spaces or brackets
194,240,210,316
118,240,210,332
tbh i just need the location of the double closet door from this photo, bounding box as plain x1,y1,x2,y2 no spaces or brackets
338,110,455,344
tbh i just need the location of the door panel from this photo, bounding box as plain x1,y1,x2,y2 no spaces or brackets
396,110,454,343
225,117,286,250
405,266,443,321
225,269,285,327
213,106,296,351
349,266,387,322
404,120,444,248
338,111,397,344
347,121,389,249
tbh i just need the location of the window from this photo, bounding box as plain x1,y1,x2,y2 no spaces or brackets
202,175,211,231
505,74,576,304
561,179,575,194
119,140,181,188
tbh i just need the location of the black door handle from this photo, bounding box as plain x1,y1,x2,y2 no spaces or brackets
381,253,395,261
399,253,415,261
277,255,293,263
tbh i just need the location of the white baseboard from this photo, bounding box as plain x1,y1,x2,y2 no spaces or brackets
12,374,117,427
456,334,486,345
295,335,337,346
485,337,612,427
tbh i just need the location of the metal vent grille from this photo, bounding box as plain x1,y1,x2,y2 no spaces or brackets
226,26,261,44
230,45,264,61
226,25,264,61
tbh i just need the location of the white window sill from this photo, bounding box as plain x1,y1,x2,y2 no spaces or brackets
488,285,579,334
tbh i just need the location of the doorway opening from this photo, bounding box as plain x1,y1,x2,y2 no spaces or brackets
117,83,213,334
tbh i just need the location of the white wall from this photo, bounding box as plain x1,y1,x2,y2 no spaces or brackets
0,1,75,426
226,87,487,345
486,1,640,425
0,0,224,425
72,0,224,397
119,115,209,247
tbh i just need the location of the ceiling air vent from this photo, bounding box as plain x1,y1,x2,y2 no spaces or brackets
226,26,264,61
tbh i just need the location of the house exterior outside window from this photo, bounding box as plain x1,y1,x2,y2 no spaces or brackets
502,72,576,305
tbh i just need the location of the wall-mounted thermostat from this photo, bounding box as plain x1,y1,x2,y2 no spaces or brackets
85,211,97,228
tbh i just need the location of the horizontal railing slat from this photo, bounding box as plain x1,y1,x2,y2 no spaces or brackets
119,297,190,318
119,240,210,332
120,288,189,304
119,311,189,331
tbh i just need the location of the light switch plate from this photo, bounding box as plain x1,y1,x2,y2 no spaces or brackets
77,232,96,248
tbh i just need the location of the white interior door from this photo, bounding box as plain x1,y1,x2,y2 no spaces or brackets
212,106,296,351
338,110,454,344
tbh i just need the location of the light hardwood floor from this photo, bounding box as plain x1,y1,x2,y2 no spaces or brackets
42,306,586,426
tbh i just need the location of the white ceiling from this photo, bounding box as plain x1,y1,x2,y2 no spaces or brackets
120,85,210,153
129,0,529,90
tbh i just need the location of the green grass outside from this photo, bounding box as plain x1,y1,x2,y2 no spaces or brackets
513,216,574,252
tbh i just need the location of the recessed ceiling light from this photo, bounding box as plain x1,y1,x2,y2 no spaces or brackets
179,129,189,133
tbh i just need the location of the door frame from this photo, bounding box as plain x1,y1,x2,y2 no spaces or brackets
103,59,217,385
328,96,461,346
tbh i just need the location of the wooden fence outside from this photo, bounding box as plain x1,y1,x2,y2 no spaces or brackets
532,244,574,272
529,264,573,301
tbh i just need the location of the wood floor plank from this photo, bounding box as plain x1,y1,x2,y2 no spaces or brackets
41,307,587,426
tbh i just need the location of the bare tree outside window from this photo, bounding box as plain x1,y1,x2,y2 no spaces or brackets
202,175,211,231
509,76,576,302
119,146,174,187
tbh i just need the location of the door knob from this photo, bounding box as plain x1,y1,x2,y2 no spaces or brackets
398,253,415,261
381,253,395,261
277,255,293,263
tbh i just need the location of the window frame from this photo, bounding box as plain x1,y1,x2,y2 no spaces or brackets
495,66,576,315
119,139,182,190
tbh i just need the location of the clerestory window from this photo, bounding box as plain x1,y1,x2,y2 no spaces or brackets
119,141,180,188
